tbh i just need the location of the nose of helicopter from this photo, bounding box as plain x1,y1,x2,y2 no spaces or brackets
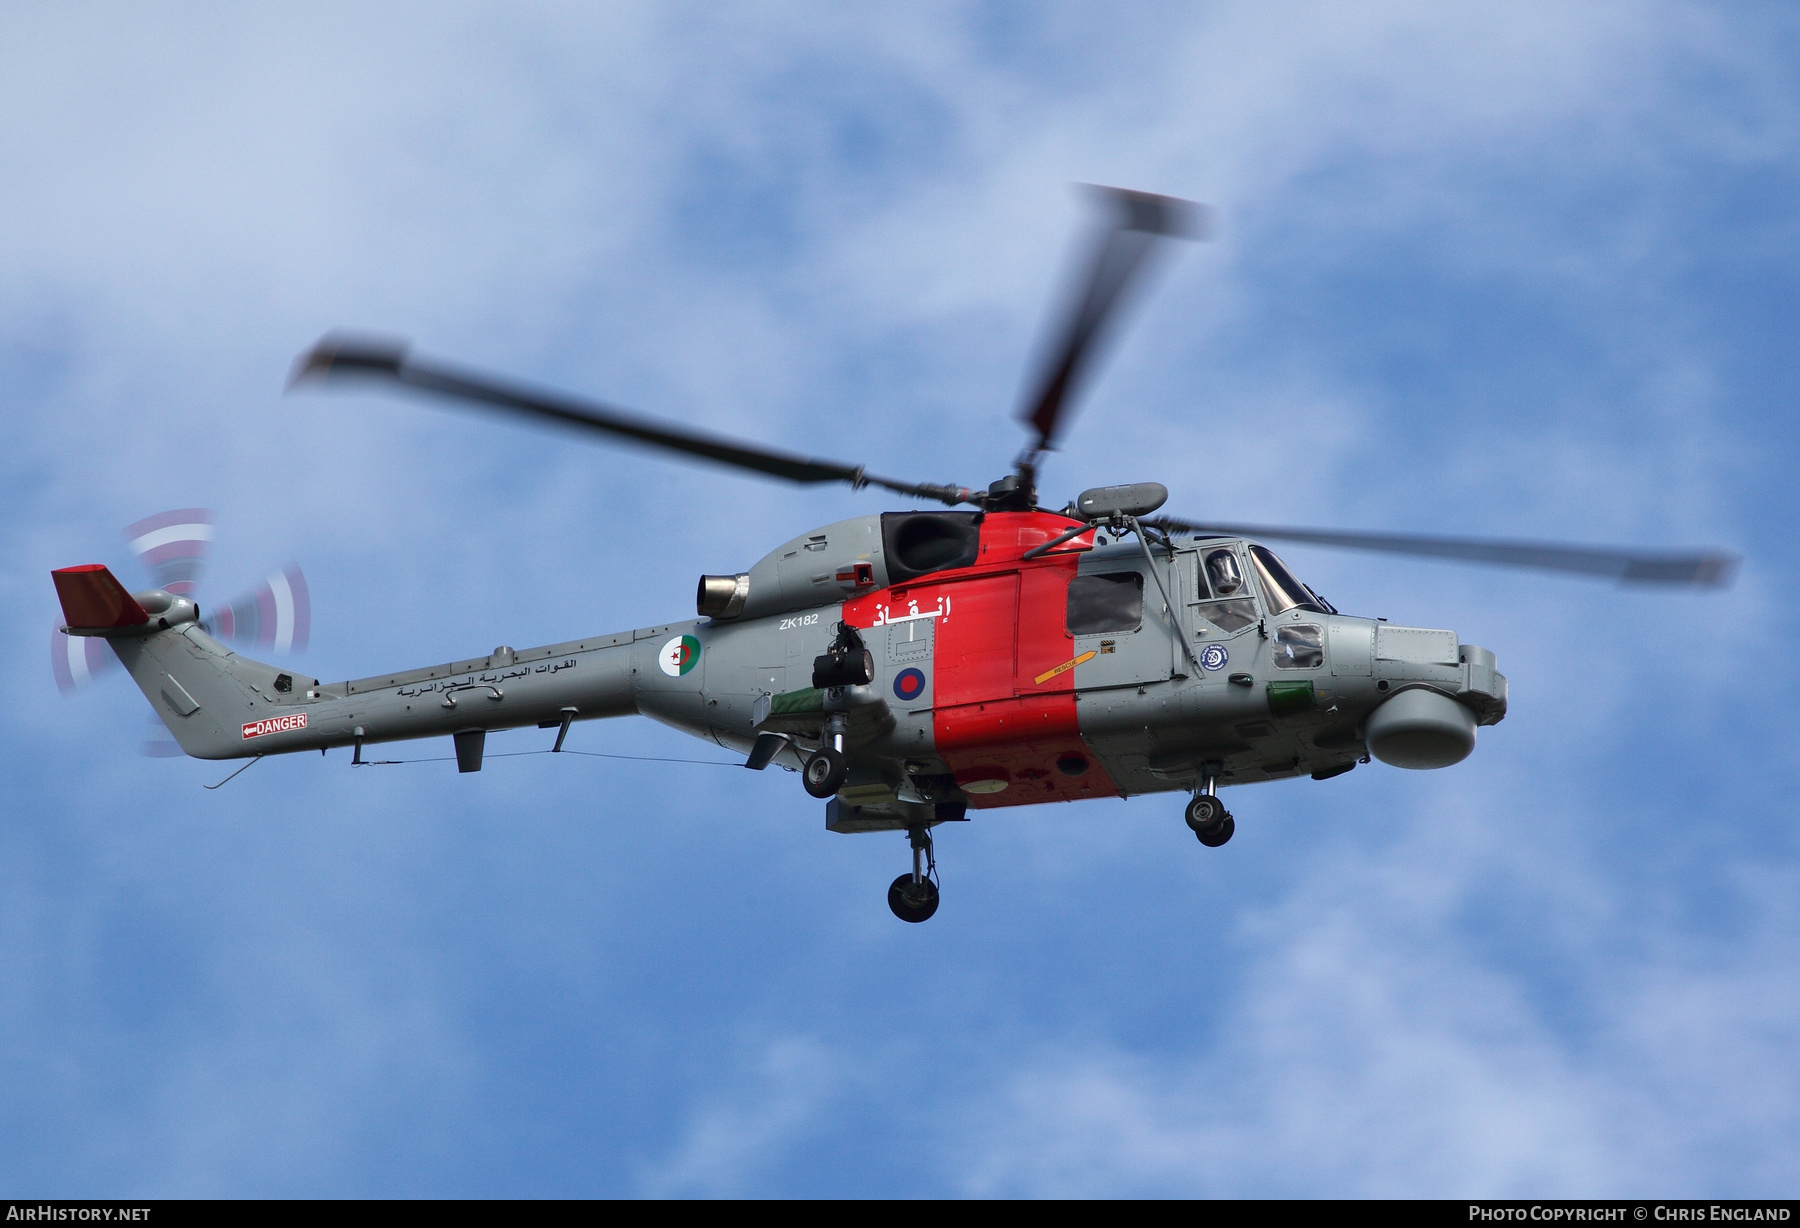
1360,633,1507,770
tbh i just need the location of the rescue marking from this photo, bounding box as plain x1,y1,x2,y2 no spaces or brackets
893,667,927,700
658,634,702,677
872,596,951,626
242,712,307,740
1033,650,1097,685
1199,643,1229,671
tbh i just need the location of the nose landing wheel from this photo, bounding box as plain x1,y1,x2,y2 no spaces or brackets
889,874,940,922
1185,781,1234,848
889,825,940,922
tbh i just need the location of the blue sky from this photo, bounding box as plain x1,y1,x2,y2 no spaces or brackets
2,2,1797,1197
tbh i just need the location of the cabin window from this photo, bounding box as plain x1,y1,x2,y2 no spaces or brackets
1248,545,1326,615
1197,599,1259,634
1273,623,1324,669
1067,572,1144,635
1205,548,1244,597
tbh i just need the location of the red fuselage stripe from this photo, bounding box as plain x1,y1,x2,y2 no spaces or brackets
843,511,1120,809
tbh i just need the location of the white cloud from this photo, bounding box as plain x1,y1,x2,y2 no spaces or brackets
636,1036,858,1198
951,801,1800,1197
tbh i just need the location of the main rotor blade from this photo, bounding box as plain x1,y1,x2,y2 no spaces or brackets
289,335,978,507
1145,516,1739,588
1019,186,1206,455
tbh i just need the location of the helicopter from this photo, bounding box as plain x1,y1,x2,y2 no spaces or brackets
51,186,1737,923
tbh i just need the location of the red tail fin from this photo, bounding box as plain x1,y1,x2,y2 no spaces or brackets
52,565,149,630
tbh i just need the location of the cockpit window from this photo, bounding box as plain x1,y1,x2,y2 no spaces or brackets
1248,545,1326,615
1197,599,1258,634
1204,548,1243,597
1273,623,1324,669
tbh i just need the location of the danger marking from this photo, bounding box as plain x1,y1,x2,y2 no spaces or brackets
242,712,308,740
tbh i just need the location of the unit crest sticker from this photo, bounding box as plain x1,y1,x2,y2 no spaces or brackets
893,667,927,701
658,634,702,677
1199,643,1229,672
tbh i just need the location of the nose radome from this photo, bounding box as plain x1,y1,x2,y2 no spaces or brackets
1365,688,1478,769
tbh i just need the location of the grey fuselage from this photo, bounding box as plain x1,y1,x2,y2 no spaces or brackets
105,509,1507,826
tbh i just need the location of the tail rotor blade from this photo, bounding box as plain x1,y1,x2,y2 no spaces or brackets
143,713,184,758
124,508,214,595
1019,186,1206,455
213,565,311,652
51,624,112,696
1147,517,1739,588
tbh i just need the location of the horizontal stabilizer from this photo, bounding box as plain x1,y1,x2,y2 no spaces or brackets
52,565,149,630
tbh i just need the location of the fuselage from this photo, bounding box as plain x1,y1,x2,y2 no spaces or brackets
89,510,1507,829
650,509,1507,816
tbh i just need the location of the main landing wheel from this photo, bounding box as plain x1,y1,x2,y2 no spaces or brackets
803,748,848,798
1185,794,1234,847
888,874,940,923
1185,793,1225,832
1195,816,1235,847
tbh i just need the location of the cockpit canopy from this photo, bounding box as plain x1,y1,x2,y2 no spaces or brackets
1246,543,1329,615
1200,541,1331,615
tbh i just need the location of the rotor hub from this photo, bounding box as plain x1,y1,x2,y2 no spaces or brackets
985,472,1036,512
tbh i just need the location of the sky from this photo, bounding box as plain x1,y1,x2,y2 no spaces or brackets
2,1,1797,1198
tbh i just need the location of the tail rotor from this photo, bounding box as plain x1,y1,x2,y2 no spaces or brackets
50,623,113,696
123,507,214,596
209,564,311,653
51,508,314,754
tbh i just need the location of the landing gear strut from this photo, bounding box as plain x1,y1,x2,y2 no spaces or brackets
888,825,940,922
1185,771,1234,847
803,714,850,799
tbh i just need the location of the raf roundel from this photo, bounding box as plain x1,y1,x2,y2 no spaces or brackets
893,667,926,701
1199,643,1229,672
658,634,702,678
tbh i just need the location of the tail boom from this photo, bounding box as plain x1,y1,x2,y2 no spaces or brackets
123,630,645,762
57,566,660,762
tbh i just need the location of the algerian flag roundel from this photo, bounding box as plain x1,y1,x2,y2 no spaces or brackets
658,634,702,677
